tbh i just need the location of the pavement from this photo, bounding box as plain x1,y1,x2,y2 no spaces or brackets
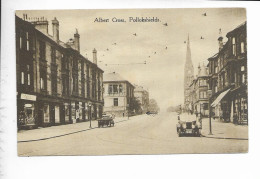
201,117,248,140
179,113,248,140
17,116,132,142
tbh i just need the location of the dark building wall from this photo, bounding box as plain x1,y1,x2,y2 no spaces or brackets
16,15,104,129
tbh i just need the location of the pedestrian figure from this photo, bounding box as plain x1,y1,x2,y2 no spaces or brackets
76,109,79,121
123,112,125,117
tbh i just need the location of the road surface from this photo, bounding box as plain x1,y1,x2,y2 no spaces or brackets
18,112,248,156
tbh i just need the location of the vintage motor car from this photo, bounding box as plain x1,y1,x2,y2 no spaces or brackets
98,113,115,128
176,116,201,137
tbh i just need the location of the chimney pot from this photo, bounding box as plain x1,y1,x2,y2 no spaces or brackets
52,17,59,43
74,30,80,52
93,48,97,65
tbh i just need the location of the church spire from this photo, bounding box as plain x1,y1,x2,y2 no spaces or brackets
184,34,194,105
185,34,192,66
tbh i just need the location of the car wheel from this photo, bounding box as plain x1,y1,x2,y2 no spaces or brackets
178,129,182,137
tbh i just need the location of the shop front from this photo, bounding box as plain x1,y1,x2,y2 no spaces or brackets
17,93,37,129
37,102,51,127
71,101,79,123
78,102,84,122
64,102,71,124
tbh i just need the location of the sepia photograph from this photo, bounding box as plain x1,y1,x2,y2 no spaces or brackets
15,8,248,156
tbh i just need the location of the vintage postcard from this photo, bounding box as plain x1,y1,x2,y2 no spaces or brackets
16,8,248,156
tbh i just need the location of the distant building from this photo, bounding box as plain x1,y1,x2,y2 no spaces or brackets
190,64,209,116
208,22,247,124
134,85,149,114
16,15,104,129
103,72,135,117
184,35,194,113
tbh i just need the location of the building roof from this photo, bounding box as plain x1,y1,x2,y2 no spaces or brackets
103,72,134,87
226,21,246,37
16,15,104,73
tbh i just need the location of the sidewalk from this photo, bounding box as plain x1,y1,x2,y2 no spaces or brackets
17,116,132,142
179,113,248,140
201,117,248,140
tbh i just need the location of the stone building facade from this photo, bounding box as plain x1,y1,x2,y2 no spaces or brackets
16,15,104,129
103,72,135,117
208,22,247,125
188,64,209,116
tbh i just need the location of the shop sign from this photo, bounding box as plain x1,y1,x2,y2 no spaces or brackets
21,93,36,101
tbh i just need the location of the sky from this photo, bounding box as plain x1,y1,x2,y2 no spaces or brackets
16,8,246,111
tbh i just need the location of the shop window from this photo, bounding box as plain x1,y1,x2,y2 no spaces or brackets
241,42,245,54
18,103,35,125
55,106,60,123
65,103,70,122
21,72,24,84
114,98,118,106
232,37,236,56
43,104,50,123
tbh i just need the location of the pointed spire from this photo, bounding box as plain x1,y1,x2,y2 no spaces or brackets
187,33,190,46
185,34,193,66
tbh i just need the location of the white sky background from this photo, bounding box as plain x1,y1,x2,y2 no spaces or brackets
16,9,246,111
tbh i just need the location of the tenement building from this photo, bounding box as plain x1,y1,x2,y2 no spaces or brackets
16,15,104,129
188,64,209,117
208,22,247,125
134,85,149,114
103,72,135,117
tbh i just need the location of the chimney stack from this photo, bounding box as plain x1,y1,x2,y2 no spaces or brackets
52,17,59,43
30,17,49,34
93,48,97,65
218,28,223,51
74,29,80,52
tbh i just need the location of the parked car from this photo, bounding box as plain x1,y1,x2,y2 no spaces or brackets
176,116,201,137
98,113,115,128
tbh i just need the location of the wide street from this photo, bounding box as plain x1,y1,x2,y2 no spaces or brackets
18,112,248,156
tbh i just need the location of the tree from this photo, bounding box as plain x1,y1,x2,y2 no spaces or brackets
148,99,160,113
130,97,142,115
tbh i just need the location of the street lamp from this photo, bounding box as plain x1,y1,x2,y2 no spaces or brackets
88,103,92,128
127,104,129,120
208,90,213,135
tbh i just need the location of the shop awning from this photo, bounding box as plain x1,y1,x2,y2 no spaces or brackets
211,88,231,107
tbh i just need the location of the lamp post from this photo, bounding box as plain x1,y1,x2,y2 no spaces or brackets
208,90,213,135
127,104,129,120
88,103,92,128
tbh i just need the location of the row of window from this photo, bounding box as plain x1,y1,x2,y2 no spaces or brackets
21,72,31,85
108,84,123,94
232,37,246,56
19,32,30,51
